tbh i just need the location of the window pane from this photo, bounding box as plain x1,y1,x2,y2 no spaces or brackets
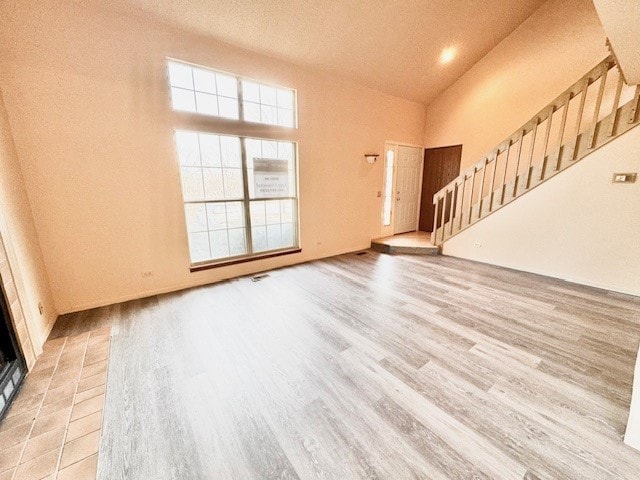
199,134,221,167
226,202,245,228
280,199,294,223
262,140,278,159
168,62,193,89
245,139,262,169
193,68,216,94
167,61,241,121
188,232,210,262
175,131,200,166
184,204,207,232
180,167,204,201
216,73,237,98
228,228,247,256
261,105,278,125
277,89,294,109
174,128,298,264
218,96,239,119
205,202,245,231
206,203,227,230
281,223,294,247
210,230,229,259
168,60,296,127
250,201,266,225
240,79,295,127
171,87,196,112
265,200,281,224
220,136,241,167
252,226,267,252
267,224,282,249
249,199,296,253
383,149,394,226
223,169,243,198
202,168,224,200
277,108,294,127
195,92,219,116
242,81,260,102
243,101,261,123
277,141,293,161
246,139,296,198
260,85,277,106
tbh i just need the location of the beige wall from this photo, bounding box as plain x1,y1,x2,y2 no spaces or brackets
0,89,57,355
443,126,640,296
423,0,609,169
0,1,426,313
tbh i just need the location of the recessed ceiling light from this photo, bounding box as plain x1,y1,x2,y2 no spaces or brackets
440,47,457,65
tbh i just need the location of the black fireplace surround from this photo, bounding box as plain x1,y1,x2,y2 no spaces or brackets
0,278,26,419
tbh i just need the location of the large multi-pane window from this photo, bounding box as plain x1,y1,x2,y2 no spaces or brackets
167,60,299,265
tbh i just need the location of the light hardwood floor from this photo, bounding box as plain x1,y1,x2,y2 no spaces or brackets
51,252,640,479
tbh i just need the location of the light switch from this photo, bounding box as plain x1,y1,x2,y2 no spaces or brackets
612,173,637,184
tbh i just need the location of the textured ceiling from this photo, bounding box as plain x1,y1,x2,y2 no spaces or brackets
101,0,548,104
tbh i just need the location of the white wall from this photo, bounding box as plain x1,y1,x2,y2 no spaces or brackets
0,1,426,313
422,0,640,452
423,0,608,169
443,127,640,296
627,350,640,450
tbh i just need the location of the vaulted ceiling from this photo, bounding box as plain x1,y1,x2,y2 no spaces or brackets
101,0,548,104
592,0,640,85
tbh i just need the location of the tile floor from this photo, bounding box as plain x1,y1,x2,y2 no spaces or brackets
0,327,111,480
372,231,434,247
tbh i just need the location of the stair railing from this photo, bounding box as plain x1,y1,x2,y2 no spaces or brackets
431,55,640,246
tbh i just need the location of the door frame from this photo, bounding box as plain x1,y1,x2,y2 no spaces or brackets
380,141,425,238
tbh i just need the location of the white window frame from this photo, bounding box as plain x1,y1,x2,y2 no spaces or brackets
166,58,301,269
167,59,298,128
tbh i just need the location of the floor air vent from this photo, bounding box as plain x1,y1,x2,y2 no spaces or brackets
251,274,270,282
355,252,367,256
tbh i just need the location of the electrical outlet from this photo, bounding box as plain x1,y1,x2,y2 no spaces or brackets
142,271,153,278
473,242,482,248
612,173,637,183
38,302,44,315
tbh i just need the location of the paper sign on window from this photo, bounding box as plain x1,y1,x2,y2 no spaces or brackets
253,158,289,198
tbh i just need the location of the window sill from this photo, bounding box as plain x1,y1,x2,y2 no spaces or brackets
189,248,302,272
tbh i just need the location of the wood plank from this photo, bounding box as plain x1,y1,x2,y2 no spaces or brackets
538,107,555,181
607,74,625,136
629,85,640,124
477,158,488,218
569,78,589,161
487,153,498,210
458,175,466,230
467,167,476,224
511,131,524,196
554,93,571,171
50,252,640,480
588,64,609,148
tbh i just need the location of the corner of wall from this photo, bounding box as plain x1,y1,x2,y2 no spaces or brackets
0,87,58,359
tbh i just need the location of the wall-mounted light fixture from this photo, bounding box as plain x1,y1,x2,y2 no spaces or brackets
364,154,379,164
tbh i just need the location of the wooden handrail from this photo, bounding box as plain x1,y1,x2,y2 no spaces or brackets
431,55,638,247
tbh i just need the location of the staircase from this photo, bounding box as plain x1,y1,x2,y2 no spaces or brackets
431,56,640,246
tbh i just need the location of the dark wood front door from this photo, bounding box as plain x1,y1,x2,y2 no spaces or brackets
419,145,462,232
